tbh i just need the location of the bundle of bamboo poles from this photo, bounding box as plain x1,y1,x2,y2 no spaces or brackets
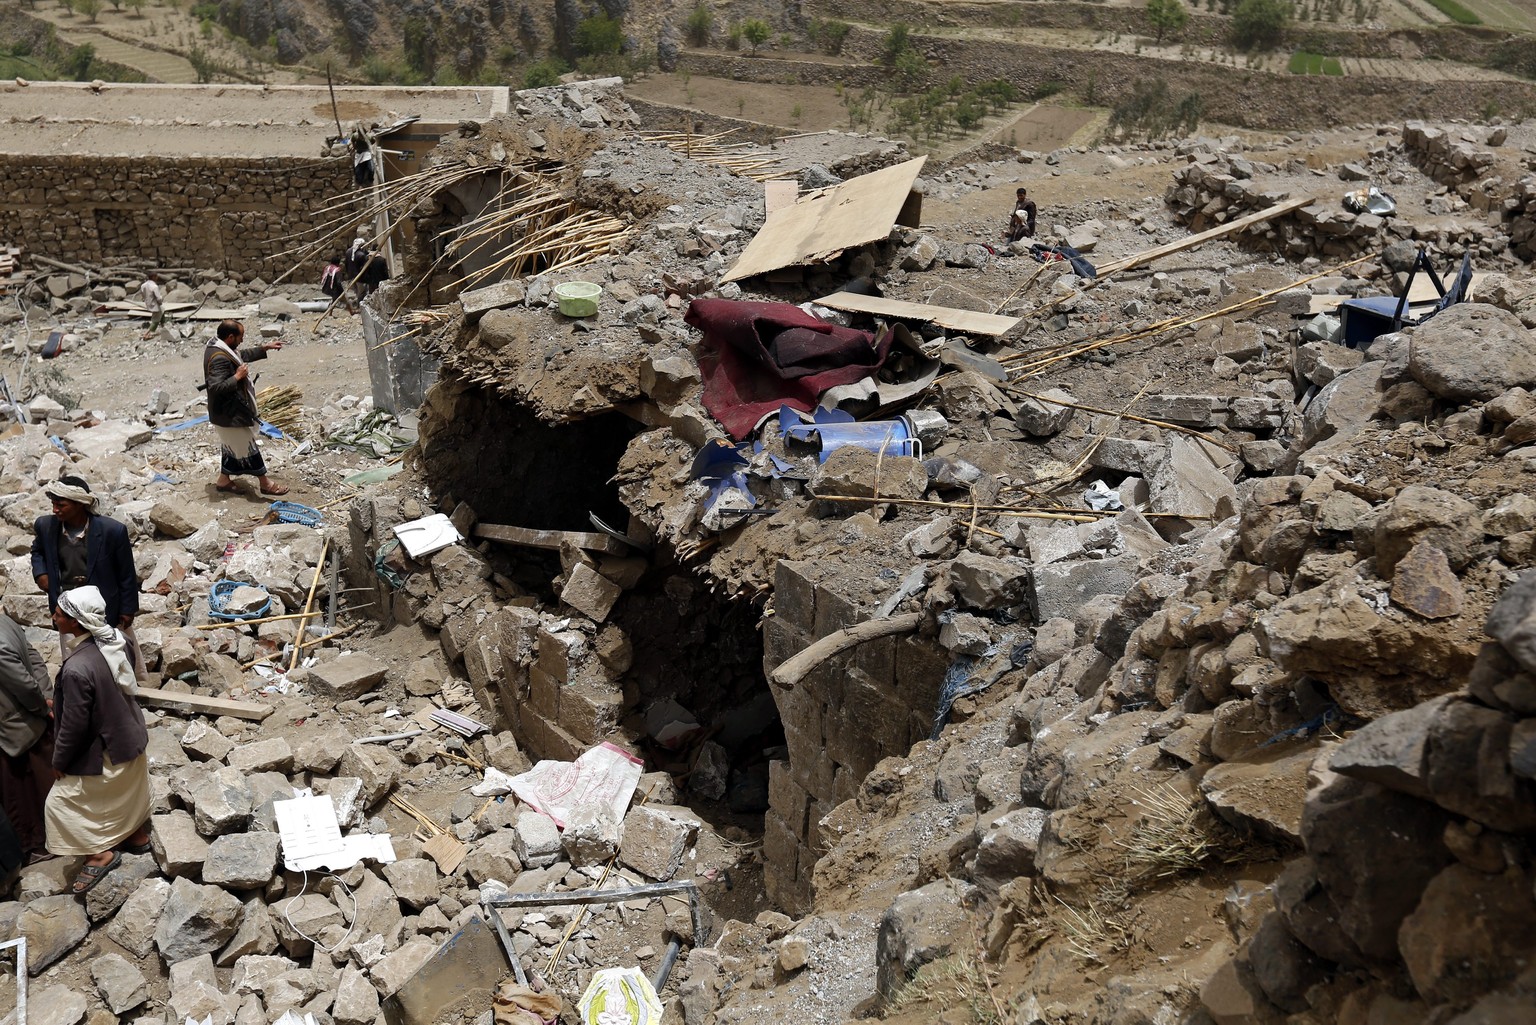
256,385,305,439
641,129,791,182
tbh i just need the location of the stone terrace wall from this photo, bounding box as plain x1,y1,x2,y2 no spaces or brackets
764,560,947,912
0,153,354,277
678,28,1536,131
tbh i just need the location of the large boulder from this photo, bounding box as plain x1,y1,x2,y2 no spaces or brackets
1409,302,1536,401
875,879,976,999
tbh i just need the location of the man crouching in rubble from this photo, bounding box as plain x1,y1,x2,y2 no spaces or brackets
205,320,289,496
1006,186,1037,242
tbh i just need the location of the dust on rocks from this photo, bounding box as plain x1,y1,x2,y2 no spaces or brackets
4,77,1536,1025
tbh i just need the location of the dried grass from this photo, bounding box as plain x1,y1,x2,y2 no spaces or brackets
1118,781,1273,882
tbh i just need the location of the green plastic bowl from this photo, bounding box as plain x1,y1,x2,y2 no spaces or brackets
554,280,602,317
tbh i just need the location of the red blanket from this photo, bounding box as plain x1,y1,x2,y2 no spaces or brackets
685,299,893,439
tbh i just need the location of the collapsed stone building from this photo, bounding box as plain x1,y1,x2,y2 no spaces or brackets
4,78,1536,1025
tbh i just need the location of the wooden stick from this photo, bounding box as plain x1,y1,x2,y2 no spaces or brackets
242,623,358,669
772,613,922,690
195,611,318,630
1005,388,1237,452
288,538,329,672
1094,196,1316,276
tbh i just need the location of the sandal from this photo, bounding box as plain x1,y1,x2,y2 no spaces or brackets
70,851,122,895
259,483,290,496
215,482,241,493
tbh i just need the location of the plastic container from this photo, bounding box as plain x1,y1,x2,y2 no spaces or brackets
554,281,602,317
789,417,922,463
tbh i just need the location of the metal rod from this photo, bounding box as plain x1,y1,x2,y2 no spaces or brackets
651,937,683,992
485,906,528,986
355,729,424,744
481,880,709,947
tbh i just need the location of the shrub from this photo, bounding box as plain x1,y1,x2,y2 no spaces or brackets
1108,77,1203,140
725,23,741,50
1230,0,1289,50
684,2,711,46
809,17,850,54
522,56,567,87
77,0,102,21
64,42,94,78
188,42,215,82
1145,0,1188,43
882,22,912,65
576,13,623,56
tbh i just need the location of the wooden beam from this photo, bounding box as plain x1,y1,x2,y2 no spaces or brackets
475,522,626,556
814,291,1022,336
1095,196,1316,277
135,687,273,722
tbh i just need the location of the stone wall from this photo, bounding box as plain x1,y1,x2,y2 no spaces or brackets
679,28,1536,131
763,560,947,912
0,153,353,277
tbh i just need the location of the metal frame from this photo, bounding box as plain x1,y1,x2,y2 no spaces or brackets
0,936,26,1025
481,879,710,986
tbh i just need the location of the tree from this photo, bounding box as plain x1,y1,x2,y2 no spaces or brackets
63,42,94,78
77,0,101,21
881,22,912,65
188,42,216,82
575,13,623,56
1230,0,1290,49
1145,0,1188,43
125,0,145,15
684,3,711,46
741,18,769,54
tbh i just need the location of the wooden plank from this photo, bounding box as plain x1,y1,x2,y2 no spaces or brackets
1095,196,1316,277
723,157,927,283
1308,295,1345,315
423,832,467,875
814,291,1021,336
475,522,626,555
460,280,527,318
135,686,273,721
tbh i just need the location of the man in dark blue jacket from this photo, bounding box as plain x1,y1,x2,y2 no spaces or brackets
30,477,139,628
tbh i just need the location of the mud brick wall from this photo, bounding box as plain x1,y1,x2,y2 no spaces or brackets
0,153,353,277
764,559,947,913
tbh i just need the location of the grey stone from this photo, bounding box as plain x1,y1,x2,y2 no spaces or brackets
203,832,281,890
1389,543,1464,619
152,809,211,875
30,986,87,1025
1029,553,1140,623
1374,485,1482,577
227,737,294,774
1483,571,1536,675
154,877,245,964
369,935,439,998
177,764,255,836
1409,302,1536,401
91,952,148,1014
462,830,523,887
85,852,159,922
948,550,1028,610
620,804,701,881
334,966,382,1025
972,807,1048,894
271,893,341,958
181,719,236,762
217,899,280,965
381,859,440,911
306,652,389,700
338,743,402,806
104,877,171,957
1485,494,1536,536
560,804,622,868
1015,388,1075,436
21,894,89,971
875,879,975,999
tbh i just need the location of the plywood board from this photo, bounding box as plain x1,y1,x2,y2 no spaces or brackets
422,832,466,875
764,179,799,216
1095,196,1315,277
1405,271,1487,304
814,291,1021,336
135,687,273,721
724,157,927,283
475,522,626,555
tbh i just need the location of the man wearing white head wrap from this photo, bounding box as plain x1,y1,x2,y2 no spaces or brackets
44,586,151,893
32,474,139,632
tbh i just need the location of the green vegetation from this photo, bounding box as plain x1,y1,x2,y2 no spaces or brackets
63,41,94,78
684,3,712,46
1287,49,1343,74
881,22,913,66
522,56,566,87
1145,0,1188,43
882,77,1020,143
77,0,101,21
1108,77,1203,141
1230,0,1290,49
741,18,770,54
808,17,851,54
1424,0,1480,24
188,42,215,82
575,13,623,56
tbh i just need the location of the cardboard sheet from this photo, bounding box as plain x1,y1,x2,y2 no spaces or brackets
723,157,927,283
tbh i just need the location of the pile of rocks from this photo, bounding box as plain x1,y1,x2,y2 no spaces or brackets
1402,120,1498,187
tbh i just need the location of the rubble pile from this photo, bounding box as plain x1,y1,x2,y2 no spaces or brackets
13,92,1536,1025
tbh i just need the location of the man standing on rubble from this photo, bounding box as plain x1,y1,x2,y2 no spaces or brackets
1006,187,1037,242
137,273,164,338
31,477,139,631
205,320,289,496
0,608,54,864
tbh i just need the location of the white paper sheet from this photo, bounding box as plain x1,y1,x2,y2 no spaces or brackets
273,795,396,871
392,514,463,559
